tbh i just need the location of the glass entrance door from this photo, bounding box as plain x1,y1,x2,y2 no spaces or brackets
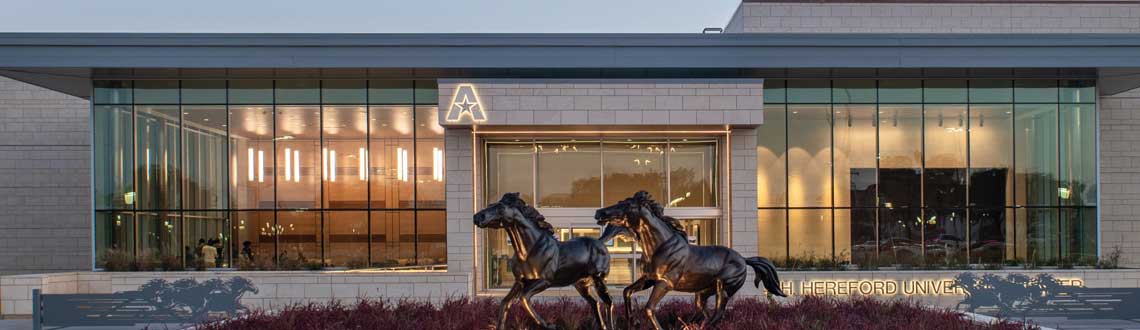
481,137,722,289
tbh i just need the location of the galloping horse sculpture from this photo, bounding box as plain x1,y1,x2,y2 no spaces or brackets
474,192,620,330
595,191,787,330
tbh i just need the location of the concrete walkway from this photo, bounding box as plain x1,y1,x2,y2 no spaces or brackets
1025,317,1140,330
0,319,190,330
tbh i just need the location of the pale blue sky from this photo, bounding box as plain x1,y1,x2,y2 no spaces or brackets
0,0,742,33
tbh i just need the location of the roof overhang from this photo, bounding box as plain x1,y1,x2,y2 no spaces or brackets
3,33,1140,97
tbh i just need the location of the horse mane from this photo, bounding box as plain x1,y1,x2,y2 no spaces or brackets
501,193,555,235
633,192,686,235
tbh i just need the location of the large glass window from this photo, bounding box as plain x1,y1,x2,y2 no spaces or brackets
537,140,602,207
489,138,719,208
483,137,720,288
759,79,1097,268
93,80,445,270
604,140,665,205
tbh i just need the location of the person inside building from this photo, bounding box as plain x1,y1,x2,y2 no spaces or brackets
201,239,218,268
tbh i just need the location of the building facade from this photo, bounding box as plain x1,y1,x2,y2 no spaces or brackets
1,0,1140,307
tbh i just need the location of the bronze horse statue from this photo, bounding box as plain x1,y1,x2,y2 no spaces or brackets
475,192,622,330
595,191,787,330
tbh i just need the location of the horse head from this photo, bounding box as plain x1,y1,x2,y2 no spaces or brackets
474,192,552,234
227,277,258,295
595,191,683,237
594,191,651,232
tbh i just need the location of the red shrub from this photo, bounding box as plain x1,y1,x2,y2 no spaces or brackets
196,296,1035,330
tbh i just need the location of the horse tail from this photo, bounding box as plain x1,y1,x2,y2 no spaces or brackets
745,257,787,297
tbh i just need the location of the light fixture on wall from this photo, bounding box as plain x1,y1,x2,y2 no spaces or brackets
293,150,300,182
396,147,409,182
145,148,151,181
257,150,265,183
432,147,443,182
247,148,254,182
322,147,328,181
359,147,367,181
285,147,292,181
330,150,337,182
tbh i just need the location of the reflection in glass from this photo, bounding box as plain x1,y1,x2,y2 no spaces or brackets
1062,207,1097,262
137,211,181,265
231,211,274,266
1060,104,1096,206
182,80,226,104
678,218,718,246
669,140,716,207
485,229,514,288
93,79,446,270
832,80,875,104
229,106,274,209
969,208,1010,264
878,208,922,265
925,105,967,208
787,105,831,207
923,80,967,104
136,105,181,210
1060,80,1095,104
878,105,922,208
324,211,368,267
416,107,446,208
369,106,414,209
276,80,320,104
277,210,320,266
834,105,876,207
788,209,831,260
1015,80,1058,103
185,211,230,268
418,211,447,265
486,142,535,203
879,80,921,103
276,106,320,209
604,140,665,205
134,80,179,104
183,105,228,210
93,81,132,105
537,141,601,207
370,211,416,266
323,106,368,209
95,211,134,267
94,106,135,209
1015,104,1059,206
969,105,1013,208
757,209,787,260
969,80,1012,103
756,79,1097,268
1023,208,1059,264
844,209,876,265
228,80,273,104
322,80,366,105
924,209,967,265
786,80,830,103
757,105,787,207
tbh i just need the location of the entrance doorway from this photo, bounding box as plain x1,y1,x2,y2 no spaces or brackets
480,137,722,289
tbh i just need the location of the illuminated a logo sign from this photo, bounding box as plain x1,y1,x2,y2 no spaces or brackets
446,84,487,122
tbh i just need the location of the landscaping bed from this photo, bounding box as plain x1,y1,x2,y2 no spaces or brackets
195,296,1035,330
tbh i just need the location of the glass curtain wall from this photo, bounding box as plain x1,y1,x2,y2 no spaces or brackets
92,79,445,270
757,79,1097,268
